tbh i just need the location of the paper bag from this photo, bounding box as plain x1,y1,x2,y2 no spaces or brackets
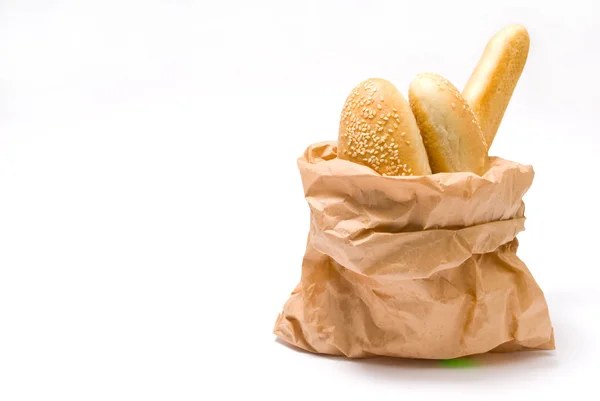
274,141,555,359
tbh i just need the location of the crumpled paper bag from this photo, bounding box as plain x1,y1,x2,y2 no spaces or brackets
274,141,555,359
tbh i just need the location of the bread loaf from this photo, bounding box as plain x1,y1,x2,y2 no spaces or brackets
338,78,431,176
463,24,530,149
408,72,489,175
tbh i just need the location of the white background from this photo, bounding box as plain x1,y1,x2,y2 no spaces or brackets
0,1,598,400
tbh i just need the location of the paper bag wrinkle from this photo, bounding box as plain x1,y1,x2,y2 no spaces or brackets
275,141,554,359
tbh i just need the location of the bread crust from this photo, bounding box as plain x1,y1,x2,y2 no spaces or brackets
409,72,489,175
338,78,431,176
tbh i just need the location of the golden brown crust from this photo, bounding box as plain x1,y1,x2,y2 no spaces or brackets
463,24,530,149
408,72,489,175
337,78,431,176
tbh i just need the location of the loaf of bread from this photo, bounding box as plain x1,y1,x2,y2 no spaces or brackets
463,24,530,149
408,72,489,175
338,78,431,176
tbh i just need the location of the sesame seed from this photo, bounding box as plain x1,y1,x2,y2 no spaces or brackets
377,104,382,110
401,132,406,136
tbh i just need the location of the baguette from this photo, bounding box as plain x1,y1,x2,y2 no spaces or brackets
463,24,530,149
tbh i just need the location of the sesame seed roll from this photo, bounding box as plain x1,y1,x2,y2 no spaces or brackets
337,78,431,177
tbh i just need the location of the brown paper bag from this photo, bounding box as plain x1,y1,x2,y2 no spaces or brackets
274,141,555,359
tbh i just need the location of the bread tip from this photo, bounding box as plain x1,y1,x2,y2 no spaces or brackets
498,24,530,41
507,23,528,31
